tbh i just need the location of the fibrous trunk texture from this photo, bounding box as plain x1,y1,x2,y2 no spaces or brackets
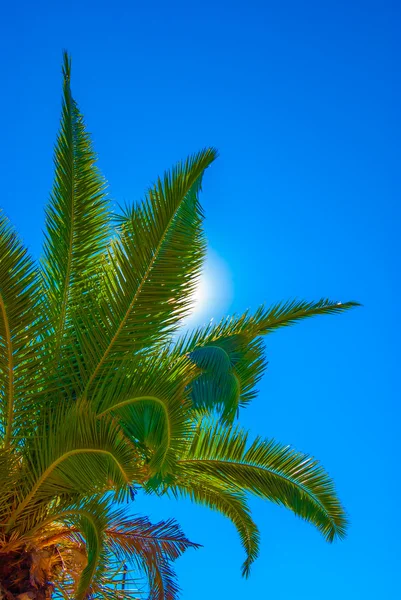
0,551,53,600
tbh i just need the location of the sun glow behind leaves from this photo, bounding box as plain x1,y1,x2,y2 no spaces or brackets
183,248,233,329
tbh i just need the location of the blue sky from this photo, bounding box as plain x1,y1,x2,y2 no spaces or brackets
1,1,399,598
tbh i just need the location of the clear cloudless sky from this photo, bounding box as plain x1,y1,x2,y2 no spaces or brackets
1,1,399,598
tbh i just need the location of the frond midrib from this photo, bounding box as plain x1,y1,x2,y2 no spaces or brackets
85,180,201,395
0,291,14,448
52,81,75,361
8,448,130,530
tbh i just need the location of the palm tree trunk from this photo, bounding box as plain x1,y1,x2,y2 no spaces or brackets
0,551,53,599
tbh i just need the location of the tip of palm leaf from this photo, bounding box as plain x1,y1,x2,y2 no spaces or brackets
241,561,252,579
197,146,219,168
339,300,362,308
62,50,71,81
208,146,219,160
324,514,349,543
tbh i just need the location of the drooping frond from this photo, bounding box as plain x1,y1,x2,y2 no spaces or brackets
81,149,216,395
0,212,44,447
188,345,240,421
177,421,348,542
187,335,267,420
63,504,109,600
93,353,197,476
106,515,199,600
41,51,110,362
169,480,260,577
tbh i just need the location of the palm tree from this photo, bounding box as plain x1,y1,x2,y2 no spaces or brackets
0,52,358,599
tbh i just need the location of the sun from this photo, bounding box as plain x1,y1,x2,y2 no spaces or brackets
184,248,233,327
190,273,211,314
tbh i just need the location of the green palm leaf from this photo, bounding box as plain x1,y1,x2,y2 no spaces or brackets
41,51,110,362
81,148,216,395
177,421,348,542
173,299,358,418
187,335,266,420
66,505,109,600
169,480,260,577
175,299,359,354
0,212,44,447
94,354,196,476
8,402,141,532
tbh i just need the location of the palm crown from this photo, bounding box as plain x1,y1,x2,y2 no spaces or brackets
0,53,358,599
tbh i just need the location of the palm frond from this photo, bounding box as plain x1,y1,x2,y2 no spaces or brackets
66,505,108,600
81,148,216,395
0,212,44,447
177,421,348,542
174,299,359,355
8,403,143,532
169,480,259,577
106,515,199,600
187,335,266,420
253,298,361,334
93,353,196,476
0,449,20,524
41,51,110,363
172,299,358,417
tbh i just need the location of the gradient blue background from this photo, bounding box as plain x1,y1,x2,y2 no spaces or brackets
1,1,399,598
